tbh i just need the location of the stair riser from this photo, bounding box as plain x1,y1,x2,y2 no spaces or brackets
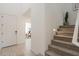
48,46,74,56
56,33,73,36
52,41,79,52
58,28,74,31
54,36,72,42
59,25,75,28
56,33,79,37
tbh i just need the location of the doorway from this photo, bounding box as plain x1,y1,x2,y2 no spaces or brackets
25,22,31,39
23,8,33,55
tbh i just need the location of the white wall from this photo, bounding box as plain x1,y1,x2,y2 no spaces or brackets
0,3,31,16
31,4,46,55
62,3,77,25
45,3,64,50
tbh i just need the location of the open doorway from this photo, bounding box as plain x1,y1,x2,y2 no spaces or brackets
25,22,31,39
23,8,33,55
24,22,32,55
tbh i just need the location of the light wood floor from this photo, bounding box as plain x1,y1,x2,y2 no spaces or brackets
0,39,35,56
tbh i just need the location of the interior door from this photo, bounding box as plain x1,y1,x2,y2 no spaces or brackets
1,15,17,47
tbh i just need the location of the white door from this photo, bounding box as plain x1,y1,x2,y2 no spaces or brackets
1,15,17,47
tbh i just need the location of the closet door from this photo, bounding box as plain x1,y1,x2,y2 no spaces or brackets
2,15,17,47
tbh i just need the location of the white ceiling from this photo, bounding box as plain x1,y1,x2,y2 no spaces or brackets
0,3,31,16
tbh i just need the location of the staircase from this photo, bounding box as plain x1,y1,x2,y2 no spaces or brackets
45,25,79,56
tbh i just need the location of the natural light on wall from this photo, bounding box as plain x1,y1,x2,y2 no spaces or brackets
25,23,31,33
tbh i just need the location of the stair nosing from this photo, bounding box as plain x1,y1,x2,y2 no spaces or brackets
55,35,72,38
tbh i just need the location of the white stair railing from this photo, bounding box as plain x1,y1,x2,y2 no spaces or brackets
72,9,79,47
